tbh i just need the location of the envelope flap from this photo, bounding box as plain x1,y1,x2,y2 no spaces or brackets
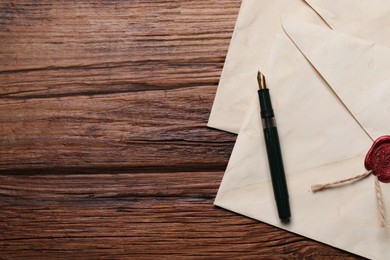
282,17,390,140
305,0,390,47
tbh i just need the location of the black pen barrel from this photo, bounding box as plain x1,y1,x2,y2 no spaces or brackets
258,89,291,220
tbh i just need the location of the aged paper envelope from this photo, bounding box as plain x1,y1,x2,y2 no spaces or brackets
305,0,390,47
207,0,325,133
215,17,390,259
283,18,390,140
209,0,390,134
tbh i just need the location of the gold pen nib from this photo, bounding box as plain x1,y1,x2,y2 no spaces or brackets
257,71,267,90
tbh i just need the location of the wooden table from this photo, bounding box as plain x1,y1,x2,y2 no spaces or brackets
0,1,363,258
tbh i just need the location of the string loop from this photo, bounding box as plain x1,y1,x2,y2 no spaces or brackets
311,171,386,227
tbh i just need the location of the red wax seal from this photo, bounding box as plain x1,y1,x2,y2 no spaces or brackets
365,136,390,183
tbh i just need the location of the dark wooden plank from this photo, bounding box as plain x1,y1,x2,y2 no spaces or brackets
0,173,362,259
0,0,239,97
0,85,235,172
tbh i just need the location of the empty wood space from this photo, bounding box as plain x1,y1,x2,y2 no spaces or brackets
0,1,363,259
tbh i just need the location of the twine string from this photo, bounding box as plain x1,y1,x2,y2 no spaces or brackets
311,171,372,192
311,171,386,227
374,176,386,227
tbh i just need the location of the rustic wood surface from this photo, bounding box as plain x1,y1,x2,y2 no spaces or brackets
0,1,364,259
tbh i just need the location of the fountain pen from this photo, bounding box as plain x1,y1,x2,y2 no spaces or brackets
257,71,291,221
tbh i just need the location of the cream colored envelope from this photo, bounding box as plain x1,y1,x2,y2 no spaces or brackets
305,0,390,47
284,18,390,140
215,18,390,259
207,0,325,133
209,0,390,134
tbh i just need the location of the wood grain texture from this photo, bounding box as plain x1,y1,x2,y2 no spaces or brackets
0,0,236,173
0,0,364,259
1,173,362,259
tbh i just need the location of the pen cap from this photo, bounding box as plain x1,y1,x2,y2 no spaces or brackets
258,89,274,118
